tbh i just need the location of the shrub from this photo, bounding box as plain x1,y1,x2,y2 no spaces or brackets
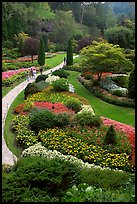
52,78,69,92
29,109,56,134
128,69,135,99
111,75,129,88
35,74,48,83
112,89,124,97
2,156,80,202
104,125,117,145
84,74,93,80
45,74,60,84
64,98,82,113
52,69,69,78
35,81,49,91
54,113,70,128
78,105,95,115
74,113,102,127
24,82,41,99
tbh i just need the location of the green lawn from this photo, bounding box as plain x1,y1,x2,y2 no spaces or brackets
4,90,25,157
67,70,135,127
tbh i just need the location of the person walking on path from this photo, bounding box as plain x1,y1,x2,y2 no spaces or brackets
64,57,66,65
30,68,34,78
26,71,30,82
33,68,37,79
40,67,43,75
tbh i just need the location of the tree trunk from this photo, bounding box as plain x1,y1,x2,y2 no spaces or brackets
31,55,33,63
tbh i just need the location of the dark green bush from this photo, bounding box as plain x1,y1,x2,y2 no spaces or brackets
54,113,70,128
78,167,132,190
24,82,41,99
74,113,102,127
64,99,82,113
52,78,69,92
112,89,123,97
52,69,69,78
35,74,48,83
36,81,49,91
2,156,80,202
128,69,135,99
29,109,56,133
111,76,129,88
84,74,93,80
104,125,117,145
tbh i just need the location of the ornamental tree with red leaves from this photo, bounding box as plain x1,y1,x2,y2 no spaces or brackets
22,37,39,63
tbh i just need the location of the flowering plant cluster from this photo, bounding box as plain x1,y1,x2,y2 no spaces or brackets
77,105,95,116
27,86,87,105
33,101,75,114
2,56,38,63
21,142,124,172
101,116,135,165
38,128,132,171
45,74,60,84
2,68,28,80
99,76,128,96
12,115,38,148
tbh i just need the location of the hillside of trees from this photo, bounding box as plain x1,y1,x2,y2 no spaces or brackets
2,2,135,54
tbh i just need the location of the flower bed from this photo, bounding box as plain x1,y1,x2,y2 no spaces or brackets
101,116,135,165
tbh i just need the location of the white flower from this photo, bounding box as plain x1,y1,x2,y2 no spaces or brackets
45,74,60,84
78,105,95,115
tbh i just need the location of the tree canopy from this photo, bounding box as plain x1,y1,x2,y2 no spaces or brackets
80,39,134,81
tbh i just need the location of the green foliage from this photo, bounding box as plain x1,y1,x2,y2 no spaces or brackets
38,38,45,66
52,78,69,92
35,81,49,91
64,98,82,113
79,167,132,190
104,26,134,49
52,69,69,78
128,69,135,99
42,34,49,52
66,38,73,65
2,156,80,202
24,82,41,99
35,74,48,83
54,113,70,128
74,113,102,127
111,75,129,88
112,89,123,97
80,39,134,81
29,109,56,133
104,125,117,145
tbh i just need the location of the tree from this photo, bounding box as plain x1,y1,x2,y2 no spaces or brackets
66,38,73,66
128,69,135,99
104,25,134,49
80,39,134,81
38,37,45,66
42,34,49,52
22,37,39,63
104,125,117,145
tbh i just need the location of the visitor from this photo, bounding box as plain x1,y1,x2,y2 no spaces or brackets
30,68,34,78
40,67,43,75
26,71,30,82
33,68,37,79
64,57,66,65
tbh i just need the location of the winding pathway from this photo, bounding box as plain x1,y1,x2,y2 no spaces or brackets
2,56,78,165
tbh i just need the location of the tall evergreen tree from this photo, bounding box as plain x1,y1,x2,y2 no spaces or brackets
66,38,73,65
38,37,45,66
42,34,49,52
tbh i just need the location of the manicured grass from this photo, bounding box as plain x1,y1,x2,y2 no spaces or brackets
67,70,135,127
45,53,66,68
4,90,25,157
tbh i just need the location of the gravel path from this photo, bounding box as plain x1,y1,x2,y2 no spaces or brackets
2,56,78,165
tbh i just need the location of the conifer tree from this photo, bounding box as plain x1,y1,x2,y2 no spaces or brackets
42,34,49,52
66,38,73,65
104,125,117,145
38,37,45,66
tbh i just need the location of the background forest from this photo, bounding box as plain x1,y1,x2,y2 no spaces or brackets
2,2,135,54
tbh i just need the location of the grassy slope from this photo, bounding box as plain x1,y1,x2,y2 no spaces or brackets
4,90,25,157
67,70,135,127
